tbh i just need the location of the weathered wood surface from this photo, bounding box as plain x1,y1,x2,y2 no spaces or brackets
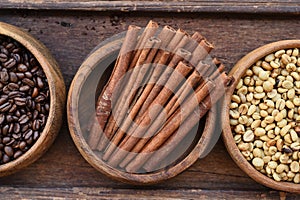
1,0,300,13
0,9,300,198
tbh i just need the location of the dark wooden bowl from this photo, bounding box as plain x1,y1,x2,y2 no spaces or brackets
67,37,219,184
0,22,66,176
222,40,300,193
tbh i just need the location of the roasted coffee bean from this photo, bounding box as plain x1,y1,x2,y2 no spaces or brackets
8,123,14,134
12,53,21,63
24,71,32,79
0,53,8,62
2,137,10,144
45,103,50,112
32,87,39,98
4,58,16,69
30,66,39,73
6,43,14,51
22,78,34,87
12,133,21,139
0,71,9,83
4,146,13,157
26,137,33,145
5,115,13,123
14,97,26,106
6,138,15,146
2,125,9,135
2,154,10,163
8,91,22,98
0,35,50,165
19,85,30,92
9,72,18,83
2,85,10,94
35,95,45,103
8,104,17,113
36,77,44,88
33,110,38,120
16,72,25,79
17,63,27,72
13,150,22,159
0,102,11,112
33,131,39,141
24,129,33,140
7,83,19,90
0,46,9,55
0,97,7,105
19,115,29,124
33,120,40,131
0,114,4,125
19,141,26,150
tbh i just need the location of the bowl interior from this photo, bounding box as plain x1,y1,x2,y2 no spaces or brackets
222,40,300,193
68,38,217,184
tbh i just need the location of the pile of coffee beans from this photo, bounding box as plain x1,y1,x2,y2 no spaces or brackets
0,35,50,164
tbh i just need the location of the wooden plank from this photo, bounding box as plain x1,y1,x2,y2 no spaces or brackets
0,10,299,198
0,186,297,199
0,0,300,14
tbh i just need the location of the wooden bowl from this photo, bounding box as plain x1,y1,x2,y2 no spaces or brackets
0,22,66,176
222,40,300,193
67,37,219,184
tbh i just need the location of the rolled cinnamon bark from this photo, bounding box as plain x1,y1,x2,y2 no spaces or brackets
128,26,177,113
97,36,161,151
128,21,159,70
98,26,178,151
118,70,202,168
184,32,204,52
189,39,214,67
87,25,141,149
166,70,202,118
132,30,190,119
125,79,216,172
126,73,232,172
136,48,192,118
143,72,229,171
103,61,193,162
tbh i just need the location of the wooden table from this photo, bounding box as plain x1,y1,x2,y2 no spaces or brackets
0,1,300,199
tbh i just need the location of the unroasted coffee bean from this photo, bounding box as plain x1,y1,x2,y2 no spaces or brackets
0,35,50,164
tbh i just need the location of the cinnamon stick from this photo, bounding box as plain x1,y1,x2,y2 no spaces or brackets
98,26,178,151
106,62,194,166
117,70,203,167
189,39,214,67
184,32,204,52
128,21,159,70
136,48,192,118
96,36,161,151
132,29,190,120
127,67,224,167
143,72,232,171
87,25,141,149
103,60,193,162
119,70,216,168
166,70,202,119
126,72,232,172
128,26,177,112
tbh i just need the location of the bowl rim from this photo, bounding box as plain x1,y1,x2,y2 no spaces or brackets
67,36,218,185
222,40,300,193
0,22,65,175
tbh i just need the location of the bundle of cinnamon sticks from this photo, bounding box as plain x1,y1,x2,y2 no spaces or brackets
88,21,232,173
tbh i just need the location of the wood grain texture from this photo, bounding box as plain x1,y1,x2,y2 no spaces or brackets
0,9,299,198
1,0,300,14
